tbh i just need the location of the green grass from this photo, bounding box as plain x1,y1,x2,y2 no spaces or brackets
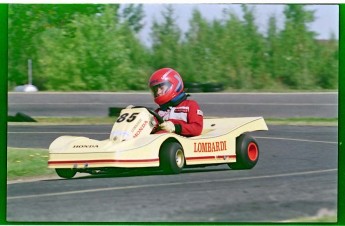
7,148,56,180
8,116,338,126
33,116,117,125
284,214,337,222
266,117,338,126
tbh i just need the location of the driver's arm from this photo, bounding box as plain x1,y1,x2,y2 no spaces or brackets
169,100,203,137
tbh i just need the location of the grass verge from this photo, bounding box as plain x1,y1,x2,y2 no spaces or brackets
7,148,55,181
297,215,337,222
32,116,117,125
265,117,338,126
8,116,338,126
283,214,337,222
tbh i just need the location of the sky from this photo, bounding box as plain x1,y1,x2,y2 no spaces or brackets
136,4,339,46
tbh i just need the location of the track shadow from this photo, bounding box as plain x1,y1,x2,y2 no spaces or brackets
46,166,230,181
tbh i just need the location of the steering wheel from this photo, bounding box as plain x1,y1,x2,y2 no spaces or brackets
133,106,164,124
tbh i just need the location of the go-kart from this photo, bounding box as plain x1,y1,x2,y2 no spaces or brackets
48,106,268,179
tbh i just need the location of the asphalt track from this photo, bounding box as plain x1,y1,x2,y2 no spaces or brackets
6,92,338,222
7,125,338,222
8,92,338,118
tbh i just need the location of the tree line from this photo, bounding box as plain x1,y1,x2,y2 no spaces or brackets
8,4,338,91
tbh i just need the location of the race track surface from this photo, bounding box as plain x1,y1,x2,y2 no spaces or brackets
7,124,338,222
8,92,338,118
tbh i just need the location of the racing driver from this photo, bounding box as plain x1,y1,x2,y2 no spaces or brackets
148,68,203,137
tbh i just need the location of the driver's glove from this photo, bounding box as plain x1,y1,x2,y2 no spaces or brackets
160,121,175,133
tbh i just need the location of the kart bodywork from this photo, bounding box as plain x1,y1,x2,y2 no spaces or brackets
48,107,268,178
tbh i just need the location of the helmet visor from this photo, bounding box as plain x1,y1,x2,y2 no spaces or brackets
150,81,172,97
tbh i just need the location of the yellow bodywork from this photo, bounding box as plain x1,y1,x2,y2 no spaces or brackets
48,116,268,169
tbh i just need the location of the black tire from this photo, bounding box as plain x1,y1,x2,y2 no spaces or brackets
55,168,77,179
159,142,185,174
228,134,259,170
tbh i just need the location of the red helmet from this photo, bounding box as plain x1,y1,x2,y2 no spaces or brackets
148,68,184,105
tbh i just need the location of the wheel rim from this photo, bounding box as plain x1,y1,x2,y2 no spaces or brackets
247,142,258,161
175,149,185,168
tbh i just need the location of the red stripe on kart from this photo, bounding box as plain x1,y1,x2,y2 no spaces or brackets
186,155,236,161
48,158,159,165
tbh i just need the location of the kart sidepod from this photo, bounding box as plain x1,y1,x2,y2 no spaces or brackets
48,107,268,179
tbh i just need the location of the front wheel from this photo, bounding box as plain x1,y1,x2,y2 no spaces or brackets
228,134,259,170
159,142,185,174
55,168,77,179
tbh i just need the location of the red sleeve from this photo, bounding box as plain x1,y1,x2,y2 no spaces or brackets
170,100,203,137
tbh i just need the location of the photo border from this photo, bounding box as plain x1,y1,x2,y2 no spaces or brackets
1,3,343,225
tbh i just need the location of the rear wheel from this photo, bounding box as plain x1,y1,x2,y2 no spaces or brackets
55,168,77,179
228,134,259,170
159,142,185,174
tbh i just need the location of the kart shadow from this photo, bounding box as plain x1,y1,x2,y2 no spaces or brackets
56,167,230,181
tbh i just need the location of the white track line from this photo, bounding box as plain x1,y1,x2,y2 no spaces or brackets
8,168,337,200
255,136,338,144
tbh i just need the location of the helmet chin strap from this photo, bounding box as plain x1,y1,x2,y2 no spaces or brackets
159,92,189,110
